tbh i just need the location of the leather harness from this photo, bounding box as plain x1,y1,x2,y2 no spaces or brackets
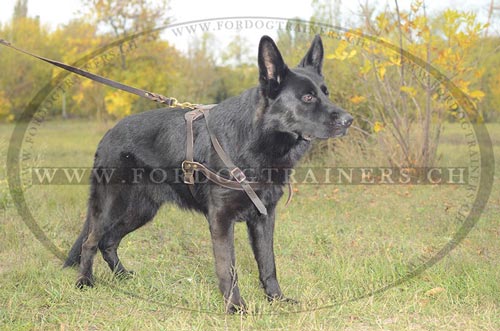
182,106,268,215
0,39,294,216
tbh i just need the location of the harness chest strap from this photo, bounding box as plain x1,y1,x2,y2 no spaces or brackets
182,159,294,210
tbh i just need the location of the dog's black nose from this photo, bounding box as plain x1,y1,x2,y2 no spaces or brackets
339,113,353,128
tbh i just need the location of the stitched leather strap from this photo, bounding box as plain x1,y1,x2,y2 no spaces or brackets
183,108,268,215
202,109,268,215
182,161,261,191
184,109,206,186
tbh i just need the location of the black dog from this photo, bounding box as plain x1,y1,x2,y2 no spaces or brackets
64,34,353,313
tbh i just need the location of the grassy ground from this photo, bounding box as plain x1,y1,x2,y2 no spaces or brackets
0,120,498,330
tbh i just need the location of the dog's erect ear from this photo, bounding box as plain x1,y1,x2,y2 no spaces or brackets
298,34,324,75
258,35,288,98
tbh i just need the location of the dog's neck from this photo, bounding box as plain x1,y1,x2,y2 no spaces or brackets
250,90,312,167
212,87,311,169
251,130,309,164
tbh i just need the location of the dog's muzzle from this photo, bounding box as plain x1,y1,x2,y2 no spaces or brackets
334,113,353,137
338,113,354,128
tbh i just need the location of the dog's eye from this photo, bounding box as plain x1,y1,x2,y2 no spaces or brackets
302,94,316,103
321,86,329,96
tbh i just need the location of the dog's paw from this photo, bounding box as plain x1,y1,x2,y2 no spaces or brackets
75,276,94,289
226,299,247,314
267,293,299,305
279,297,299,305
115,270,135,280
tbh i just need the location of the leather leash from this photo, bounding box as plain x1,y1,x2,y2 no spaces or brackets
0,39,183,107
0,39,295,215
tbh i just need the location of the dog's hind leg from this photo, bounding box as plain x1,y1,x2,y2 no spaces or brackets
76,193,126,288
63,211,91,268
98,230,130,277
98,199,159,277
76,212,105,288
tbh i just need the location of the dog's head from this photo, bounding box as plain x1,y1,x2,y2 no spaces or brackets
258,35,353,141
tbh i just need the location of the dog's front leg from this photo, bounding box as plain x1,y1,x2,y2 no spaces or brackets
208,210,246,313
247,210,296,303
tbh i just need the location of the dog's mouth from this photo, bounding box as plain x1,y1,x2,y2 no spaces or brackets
298,127,349,141
300,133,315,141
331,127,349,138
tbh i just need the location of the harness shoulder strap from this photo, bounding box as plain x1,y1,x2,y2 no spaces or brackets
182,108,268,215
202,109,268,215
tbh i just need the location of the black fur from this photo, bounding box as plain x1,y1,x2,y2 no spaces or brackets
64,35,353,313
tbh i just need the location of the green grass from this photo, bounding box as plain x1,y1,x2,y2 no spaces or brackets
0,120,499,330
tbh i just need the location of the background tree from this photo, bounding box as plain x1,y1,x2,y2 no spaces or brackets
80,0,170,69
477,36,500,121
306,0,487,167
0,0,497,141
13,0,28,21
0,0,52,121
71,0,175,119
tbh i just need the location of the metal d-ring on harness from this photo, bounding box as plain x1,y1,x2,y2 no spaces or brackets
0,39,296,215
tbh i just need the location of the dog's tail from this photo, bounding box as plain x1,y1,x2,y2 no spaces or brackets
63,210,91,268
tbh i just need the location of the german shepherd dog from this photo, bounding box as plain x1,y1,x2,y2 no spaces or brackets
64,34,353,313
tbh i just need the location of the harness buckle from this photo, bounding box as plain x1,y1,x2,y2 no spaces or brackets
182,160,197,185
230,167,247,183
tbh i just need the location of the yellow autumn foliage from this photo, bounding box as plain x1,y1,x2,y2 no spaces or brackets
400,86,417,97
350,95,366,104
373,121,385,133
0,91,11,119
326,40,357,61
105,91,134,118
